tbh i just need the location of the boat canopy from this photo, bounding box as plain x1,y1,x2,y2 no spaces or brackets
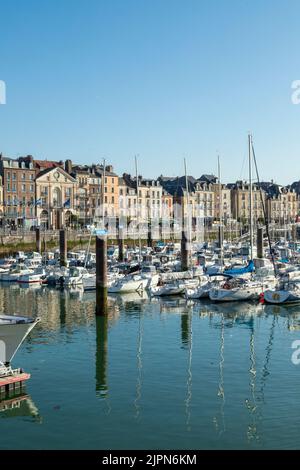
223,260,255,276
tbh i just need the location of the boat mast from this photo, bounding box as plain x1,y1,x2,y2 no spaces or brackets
218,155,223,264
248,134,253,260
135,155,142,261
184,158,191,261
102,158,106,230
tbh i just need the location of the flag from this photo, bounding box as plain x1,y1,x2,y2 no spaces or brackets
64,198,71,208
35,198,42,206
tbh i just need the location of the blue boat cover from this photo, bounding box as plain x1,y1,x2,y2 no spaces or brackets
223,260,255,276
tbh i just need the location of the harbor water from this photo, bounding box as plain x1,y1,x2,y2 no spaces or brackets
1,284,300,450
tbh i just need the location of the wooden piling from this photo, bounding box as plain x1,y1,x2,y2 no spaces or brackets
147,221,153,248
59,229,67,267
118,227,124,262
181,230,190,271
218,225,224,249
36,227,41,253
257,227,263,259
96,235,108,316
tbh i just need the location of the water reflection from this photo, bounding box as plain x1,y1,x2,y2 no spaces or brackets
0,392,41,422
1,283,300,449
213,313,226,436
95,316,108,398
134,310,143,420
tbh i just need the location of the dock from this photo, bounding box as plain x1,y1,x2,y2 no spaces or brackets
0,368,30,397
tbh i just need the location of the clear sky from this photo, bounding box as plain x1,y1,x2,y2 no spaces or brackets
1,0,300,184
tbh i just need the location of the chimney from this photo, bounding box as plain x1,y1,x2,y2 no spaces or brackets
65,159,72,174
105,165,113,173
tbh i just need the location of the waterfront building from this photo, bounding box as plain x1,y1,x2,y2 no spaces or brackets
198,175,232,222
228,180,266,224
119,174,163,221
35,165,77,229
70,163,118,225
261,182,299,224
0,154,36,227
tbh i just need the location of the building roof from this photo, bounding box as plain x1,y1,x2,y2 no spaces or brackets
72,164,117,177
198,174,218,184
36,166,76,182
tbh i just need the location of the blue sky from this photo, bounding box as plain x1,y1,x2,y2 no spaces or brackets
0,0,300,183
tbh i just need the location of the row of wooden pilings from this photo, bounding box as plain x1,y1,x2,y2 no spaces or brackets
34,225,192,316
34,224,277,316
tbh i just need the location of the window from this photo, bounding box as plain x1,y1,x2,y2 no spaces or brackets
105,187,107,193
105,196,108,203
120,189,123,196
22,184,26,192
22,173,26,180
112,196,114,204
7,173,10,180
7,183,10,192
12,173,16,181
12,183,16,192
30,184,34,192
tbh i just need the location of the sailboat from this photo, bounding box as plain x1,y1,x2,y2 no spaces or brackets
264,279,300,305
208,135,274,302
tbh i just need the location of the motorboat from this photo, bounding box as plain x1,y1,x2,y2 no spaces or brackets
0,258,16,274
18,266,47,284
150,280,187,297
0,266,34,283
185,275,211,299
108,274,148,294
64,266,90,287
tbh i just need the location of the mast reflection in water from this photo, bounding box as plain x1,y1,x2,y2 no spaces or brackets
0,284,299,450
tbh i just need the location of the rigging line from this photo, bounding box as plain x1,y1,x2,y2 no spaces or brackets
251,140,277,277
239,152,247,181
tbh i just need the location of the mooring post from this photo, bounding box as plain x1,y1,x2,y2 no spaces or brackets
35,227,41,253
96,235,108,316
181,229,190,271
118,227,124,262
218,225,224,250
59,229,67,267
257,227,263,259
147,221,153,248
